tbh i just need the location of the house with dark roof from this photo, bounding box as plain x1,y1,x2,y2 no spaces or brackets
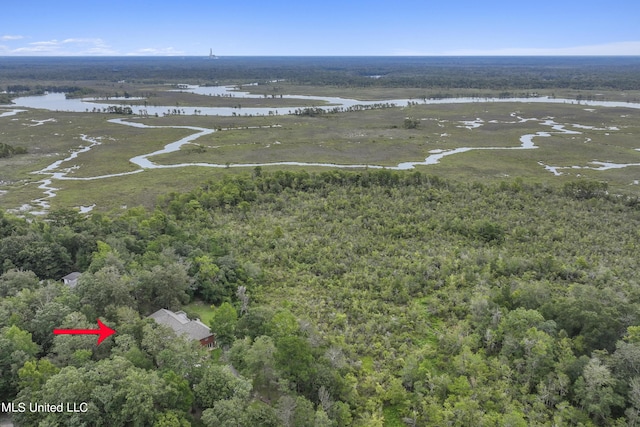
148,309,216,348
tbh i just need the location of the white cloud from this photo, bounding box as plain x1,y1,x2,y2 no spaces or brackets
127,47,185,56
444,41,640,56
31,40,60,46
1,35,24,41
4,38,117,55
64,38,117,55
62,38,103,45
1,36,182,56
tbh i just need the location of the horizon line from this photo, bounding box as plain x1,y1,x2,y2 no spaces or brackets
2,54,640,58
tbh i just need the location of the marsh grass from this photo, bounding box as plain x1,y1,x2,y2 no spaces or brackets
64,125,195,178
50,167,238,211
241,82,640,103
87,87,329,109
152,102,640,170
2,99,640,212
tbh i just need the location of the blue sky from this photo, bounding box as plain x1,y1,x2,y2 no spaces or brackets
1,0,639,56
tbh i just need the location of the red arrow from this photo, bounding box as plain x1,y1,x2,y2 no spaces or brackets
53,319,117,345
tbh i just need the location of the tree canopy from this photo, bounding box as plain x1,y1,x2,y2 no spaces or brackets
2,169,640,425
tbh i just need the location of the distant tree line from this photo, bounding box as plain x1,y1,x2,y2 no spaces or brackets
3,84,94,97
1,57,640,91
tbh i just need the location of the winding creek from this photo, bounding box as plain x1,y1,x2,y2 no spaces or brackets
3,86,640,213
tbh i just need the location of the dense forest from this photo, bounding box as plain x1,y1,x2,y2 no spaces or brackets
2,169,640,426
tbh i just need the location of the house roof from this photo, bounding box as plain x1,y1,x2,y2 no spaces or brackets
62,272,82,281
148,309,212,341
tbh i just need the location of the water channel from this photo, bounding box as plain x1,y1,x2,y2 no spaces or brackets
9,85,640,117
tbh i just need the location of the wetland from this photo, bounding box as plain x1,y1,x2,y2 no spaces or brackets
2,67,640,213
